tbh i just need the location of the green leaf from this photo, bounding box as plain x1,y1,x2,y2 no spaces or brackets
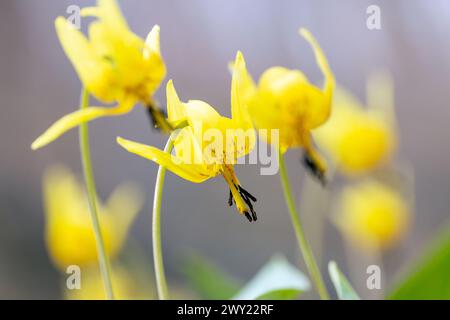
182,252,242,300
233,255,310,300
328,261,360,300
389,223,450,300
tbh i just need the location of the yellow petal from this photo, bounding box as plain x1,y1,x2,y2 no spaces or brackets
144,25,162,59
258,67,307,93
184,100,230,161
142,25,166,94
166,81,205,164
299,28,334,100
184,99,223,132
80,6,98,17
231,51,256,127
32,100,135,150
43,165,85,221
166,80,187,123
251,67,303,149
230,51,256,156
116,137,211,183
96,0,129,31
55,17,115,102
314,87,395,174
43,164,119,269
256,66,325,134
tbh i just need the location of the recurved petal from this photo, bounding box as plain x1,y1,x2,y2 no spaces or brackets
144,25,162,59
96,0,129,30
231,51,256,127
299,28,334,103
116,137,211,183
143,27,167,94
166,80,187,122
31,100,135,150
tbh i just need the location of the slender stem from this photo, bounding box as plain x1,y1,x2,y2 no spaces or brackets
79,88,115,300
278,150,330,300
301,165,336,265
152,137,175,300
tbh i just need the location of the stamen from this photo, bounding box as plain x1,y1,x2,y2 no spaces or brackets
244,211,253,222
228,189,233,206
302,151,326,186
237,184,257,222
146,103,173,133
222,166,258,222
238,186,257,202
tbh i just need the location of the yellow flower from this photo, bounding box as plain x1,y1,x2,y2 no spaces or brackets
314,71,396,175
43,165,143,270
117,52,258,221
236,28,334,181
65,265,151,300
335,180,410,251
31,0,169,150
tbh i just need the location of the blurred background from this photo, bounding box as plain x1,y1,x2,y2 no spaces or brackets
1,0,450,299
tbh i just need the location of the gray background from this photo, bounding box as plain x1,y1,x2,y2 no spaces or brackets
1,0,450,299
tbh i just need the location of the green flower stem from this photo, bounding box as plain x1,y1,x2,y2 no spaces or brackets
278,150,330,300
79,88,115,300
152,136,175,300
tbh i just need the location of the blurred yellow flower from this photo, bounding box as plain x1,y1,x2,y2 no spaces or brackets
236,28,334,181
43,165,143,270
335,180,410,251
65,265,150,300
314,71,396,175
32,0,169,150
117,52,258,221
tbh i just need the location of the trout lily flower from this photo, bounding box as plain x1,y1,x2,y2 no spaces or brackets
117,52,258,221
31,0,169,150
43,165,143,270
335,179,410,251
314,72,397,175
236,28,334,182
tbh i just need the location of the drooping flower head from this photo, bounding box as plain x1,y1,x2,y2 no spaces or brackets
118,52,259,221
236,28,334,182
32,0,169,150
335,179,410,251
43,165,143,270
314,71,397,175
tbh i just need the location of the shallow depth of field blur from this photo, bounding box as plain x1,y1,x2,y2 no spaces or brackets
1,0,450,299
